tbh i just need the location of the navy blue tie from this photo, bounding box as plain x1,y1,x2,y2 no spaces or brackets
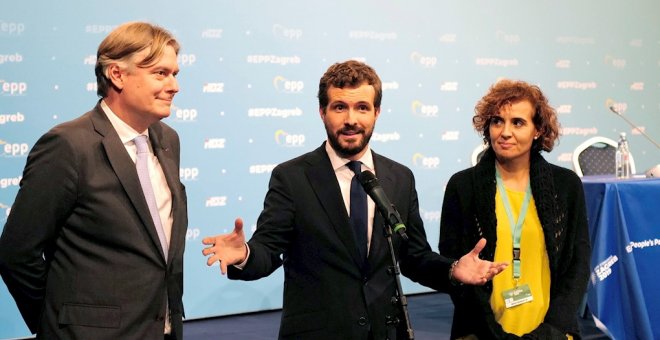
347,161,368,261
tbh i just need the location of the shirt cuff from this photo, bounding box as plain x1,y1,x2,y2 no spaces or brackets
233,243,250,270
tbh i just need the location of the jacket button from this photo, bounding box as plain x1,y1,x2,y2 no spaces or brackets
358,316,367,326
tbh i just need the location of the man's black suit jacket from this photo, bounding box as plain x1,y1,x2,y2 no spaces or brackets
229,143,452,339
0,103,188,339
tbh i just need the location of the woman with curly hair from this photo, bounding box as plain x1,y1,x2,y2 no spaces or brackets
439,79,591,339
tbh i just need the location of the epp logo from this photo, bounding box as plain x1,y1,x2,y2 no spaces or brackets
612,102,627,114
273,76,304,93
412,153,440,169
186,228,201,241
179,167,199,181
604,55,626,69
174,108,198,121
1,140,29,157
178,54,196,66
410,52,437,68
272,24,302,39
0,21,25,35
274,129,305,147
1,81,27,96
411,100,439,117
421,209,441,222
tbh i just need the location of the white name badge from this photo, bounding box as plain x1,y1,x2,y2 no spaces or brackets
502,283,533,308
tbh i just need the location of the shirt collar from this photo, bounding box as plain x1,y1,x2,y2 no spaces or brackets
325,140,375,173
100,100,149,144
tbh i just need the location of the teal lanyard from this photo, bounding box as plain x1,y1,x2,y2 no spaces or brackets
495,167,532,280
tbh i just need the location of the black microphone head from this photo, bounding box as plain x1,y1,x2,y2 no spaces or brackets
357,170,378,191
609,106,620,115
605,99,621,115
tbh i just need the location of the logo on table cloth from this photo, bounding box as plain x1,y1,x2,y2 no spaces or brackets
591,255,618,283
625,239,660,253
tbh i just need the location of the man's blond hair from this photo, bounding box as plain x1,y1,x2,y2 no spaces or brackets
94,22,179,97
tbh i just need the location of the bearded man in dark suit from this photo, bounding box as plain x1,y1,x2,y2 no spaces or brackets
202,60,505,339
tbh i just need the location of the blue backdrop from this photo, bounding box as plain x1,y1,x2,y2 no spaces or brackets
1,1,659,338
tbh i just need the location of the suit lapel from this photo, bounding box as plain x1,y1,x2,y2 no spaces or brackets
149,124,183,264
305,145,365,271
91,106,167,263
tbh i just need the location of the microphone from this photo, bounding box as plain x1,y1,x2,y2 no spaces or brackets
357,170,409,241
606,99,660,149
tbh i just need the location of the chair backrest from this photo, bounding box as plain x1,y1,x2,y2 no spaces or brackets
572,136,636,177
471,144,489,166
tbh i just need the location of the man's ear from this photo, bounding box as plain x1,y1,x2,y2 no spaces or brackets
106,63,125,90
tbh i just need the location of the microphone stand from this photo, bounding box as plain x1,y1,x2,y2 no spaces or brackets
609,106,660,149
382,222,414,339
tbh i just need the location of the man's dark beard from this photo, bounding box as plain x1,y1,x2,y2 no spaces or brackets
326,128,373,158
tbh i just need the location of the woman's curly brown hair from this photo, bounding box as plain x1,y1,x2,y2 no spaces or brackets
472,79,560,152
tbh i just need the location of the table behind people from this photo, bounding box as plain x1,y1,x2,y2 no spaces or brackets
582,175,660,340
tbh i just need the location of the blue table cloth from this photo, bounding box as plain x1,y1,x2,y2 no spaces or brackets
583,176,660,340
